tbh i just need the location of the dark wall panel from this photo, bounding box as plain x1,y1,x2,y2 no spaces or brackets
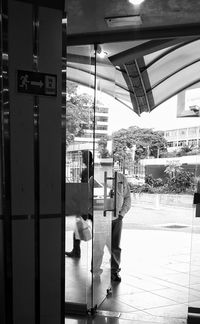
8,1,35,323
38,7,62,324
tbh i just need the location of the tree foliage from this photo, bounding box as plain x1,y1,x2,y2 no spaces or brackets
166,169,194,193
112,126,167,163
164,163,195,193
66,81,93,146
164,162,183,178
130,167,195,194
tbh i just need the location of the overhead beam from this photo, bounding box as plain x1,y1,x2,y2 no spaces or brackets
66,23,200,46
66,53,111,66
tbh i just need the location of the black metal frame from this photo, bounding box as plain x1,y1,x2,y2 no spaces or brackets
67,23,200,46
1,0,13,323
61,10,67,324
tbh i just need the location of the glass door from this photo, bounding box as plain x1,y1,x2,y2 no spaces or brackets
90,45,116,310
65,39,200,321
65,43,116,314
90,42,198,322
65,44,94,314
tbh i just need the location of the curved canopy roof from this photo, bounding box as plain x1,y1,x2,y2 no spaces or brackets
66,0,200,116
67,37,200,116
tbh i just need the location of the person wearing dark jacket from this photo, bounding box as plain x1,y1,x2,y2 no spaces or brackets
65,150,93,258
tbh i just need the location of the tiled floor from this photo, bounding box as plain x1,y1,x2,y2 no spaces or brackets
65,203,200,324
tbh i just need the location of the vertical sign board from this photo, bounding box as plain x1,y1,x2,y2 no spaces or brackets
17,70,57,96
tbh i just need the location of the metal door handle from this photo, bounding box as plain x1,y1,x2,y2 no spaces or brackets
103,171,117,217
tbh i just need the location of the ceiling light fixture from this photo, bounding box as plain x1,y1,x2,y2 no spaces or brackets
96,45,108,58
105,15,142,27
62,18,67,24
98,51,108,59
129,0,145,5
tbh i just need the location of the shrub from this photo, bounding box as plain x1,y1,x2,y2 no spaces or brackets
128,182,155,193
145,174,164,187
166,170,194,193
129,168,195,194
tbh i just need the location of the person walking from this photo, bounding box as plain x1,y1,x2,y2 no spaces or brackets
93,171,131,282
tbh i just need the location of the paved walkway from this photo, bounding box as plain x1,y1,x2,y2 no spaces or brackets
99,227,200,323
65,201,200,324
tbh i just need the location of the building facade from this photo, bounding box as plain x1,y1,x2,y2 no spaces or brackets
164,126,200,151
66,104,110,182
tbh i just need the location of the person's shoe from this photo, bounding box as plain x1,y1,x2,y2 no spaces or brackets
111,272,121,282
65,249,81,258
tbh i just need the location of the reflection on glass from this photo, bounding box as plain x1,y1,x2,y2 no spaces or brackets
65,37,200,321
91,50,116,308
65,45,94,311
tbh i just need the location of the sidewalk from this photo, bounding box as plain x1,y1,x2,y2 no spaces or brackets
99,226,200,323
65,201,200,323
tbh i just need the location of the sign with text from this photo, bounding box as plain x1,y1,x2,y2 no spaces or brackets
17,70,57,96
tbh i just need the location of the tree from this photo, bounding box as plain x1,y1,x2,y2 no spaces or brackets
112,126,167,163
66,81,93,146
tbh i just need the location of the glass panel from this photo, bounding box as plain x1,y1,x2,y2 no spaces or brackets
91,46,116,309
65,44,94,312
65,39,199,321
91,46,196,320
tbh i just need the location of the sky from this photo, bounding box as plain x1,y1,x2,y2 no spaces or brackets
78,85,200,135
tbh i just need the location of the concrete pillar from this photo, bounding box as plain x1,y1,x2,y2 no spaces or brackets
1,0,65,323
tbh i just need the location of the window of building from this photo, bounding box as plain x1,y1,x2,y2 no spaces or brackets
96,107,109,113
95,134,107,139
188,139,197,146
178,140,187,146
188,127,197,136
170,130,177,137
81,133,93,138
95,116,108,122
178,128,187,137
96,125,108,131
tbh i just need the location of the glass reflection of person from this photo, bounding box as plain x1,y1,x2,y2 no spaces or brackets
65,150,93,258
93,172,131,282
